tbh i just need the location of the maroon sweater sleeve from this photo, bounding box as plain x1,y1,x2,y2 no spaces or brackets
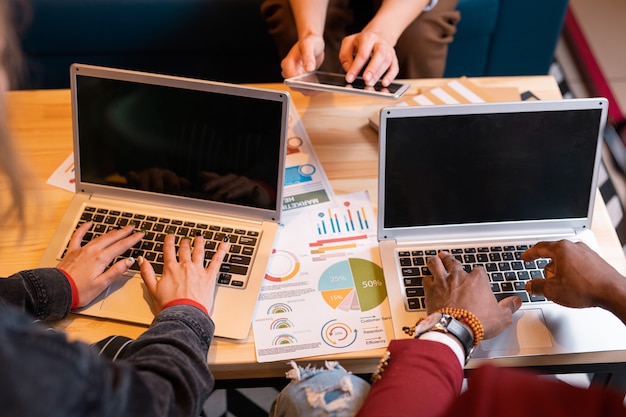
355,338,626,417
356,339,464,417
445,365,626,417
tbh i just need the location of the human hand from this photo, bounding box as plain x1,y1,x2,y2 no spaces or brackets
127,168,191,193
281,34,325,79
424,251,522,339
523,240,626,310
199,171,273,208
56,222,145,307
339,31,399,87
138,234,229,314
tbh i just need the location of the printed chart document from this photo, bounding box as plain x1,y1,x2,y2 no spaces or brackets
46,153,75,192
253,191,393,363
282,103,335,212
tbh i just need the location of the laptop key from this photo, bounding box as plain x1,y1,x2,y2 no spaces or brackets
495,291,529,303
530,270,544,279
463,254,476,263
400,258,412,266
401,267,420,277
407,298,421,310
406,287,425,297
502,252,514,261
403,277,422,287
218,274,232,285
413,257,426,266
504,272,517,281
530,294,546,302
489,253,501,262
220,264,248,275
239,236,257,246
229,255,251,266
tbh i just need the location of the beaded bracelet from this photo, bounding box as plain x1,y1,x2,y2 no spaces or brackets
371,350,391,384
436,308,484,346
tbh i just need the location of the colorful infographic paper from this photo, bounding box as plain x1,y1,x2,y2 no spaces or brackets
253,191,393,363
281,103,335,212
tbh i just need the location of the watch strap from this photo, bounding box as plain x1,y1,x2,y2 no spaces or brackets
438,314,474,360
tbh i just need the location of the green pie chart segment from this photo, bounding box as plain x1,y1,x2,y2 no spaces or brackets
318,258,387,312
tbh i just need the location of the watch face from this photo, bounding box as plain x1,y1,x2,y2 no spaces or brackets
414,312,443,334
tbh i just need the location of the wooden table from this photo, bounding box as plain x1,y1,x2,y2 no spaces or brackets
4,76,626,381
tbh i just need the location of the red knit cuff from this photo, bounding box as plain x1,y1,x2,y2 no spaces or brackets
57,269,80,310
162,299,209,316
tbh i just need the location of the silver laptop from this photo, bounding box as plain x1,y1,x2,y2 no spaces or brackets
39,64,290,340
377,98,626,359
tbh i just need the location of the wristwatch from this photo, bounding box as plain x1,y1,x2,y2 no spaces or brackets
413,312,475,363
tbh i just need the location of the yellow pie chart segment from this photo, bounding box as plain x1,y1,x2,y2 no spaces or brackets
318,258,387,312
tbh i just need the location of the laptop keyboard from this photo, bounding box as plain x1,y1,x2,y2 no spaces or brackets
397,245,550,311
62,206,261,289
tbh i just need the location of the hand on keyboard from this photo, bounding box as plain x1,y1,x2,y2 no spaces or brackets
399,245,548,312
56,222,145,307
138,234,230,314
71,206,260,289
523,240,625,311
424,251,523,340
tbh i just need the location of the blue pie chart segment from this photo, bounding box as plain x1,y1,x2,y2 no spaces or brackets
318,258,387,312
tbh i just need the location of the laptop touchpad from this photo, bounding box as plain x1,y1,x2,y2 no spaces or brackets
473,308,553,358
100,275,156,319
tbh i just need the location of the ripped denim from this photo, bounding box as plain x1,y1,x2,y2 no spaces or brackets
270,360,371,417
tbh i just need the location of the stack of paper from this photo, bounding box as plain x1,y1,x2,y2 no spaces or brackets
369,76,523,130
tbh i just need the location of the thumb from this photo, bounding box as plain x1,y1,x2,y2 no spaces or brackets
499,295,523,315
482,296,522,340
299,40,318,73
302,54,316,73
525,279,546,297
95,256,136,289
74,257,136,307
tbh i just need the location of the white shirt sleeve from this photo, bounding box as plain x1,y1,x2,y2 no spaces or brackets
417,331,465,367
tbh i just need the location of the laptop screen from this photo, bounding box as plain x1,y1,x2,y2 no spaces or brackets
383,107,603,229
75,74,284,211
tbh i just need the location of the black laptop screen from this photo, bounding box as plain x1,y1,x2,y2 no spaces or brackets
383,108,602,228
75,75,283,210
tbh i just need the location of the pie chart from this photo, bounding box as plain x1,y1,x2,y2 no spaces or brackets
265,249,300,282
318,258,387,312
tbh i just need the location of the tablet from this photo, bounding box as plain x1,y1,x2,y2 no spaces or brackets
284,71,410,99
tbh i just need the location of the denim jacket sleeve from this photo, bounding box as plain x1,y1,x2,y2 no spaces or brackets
0,268,73,321
0,269,216,417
